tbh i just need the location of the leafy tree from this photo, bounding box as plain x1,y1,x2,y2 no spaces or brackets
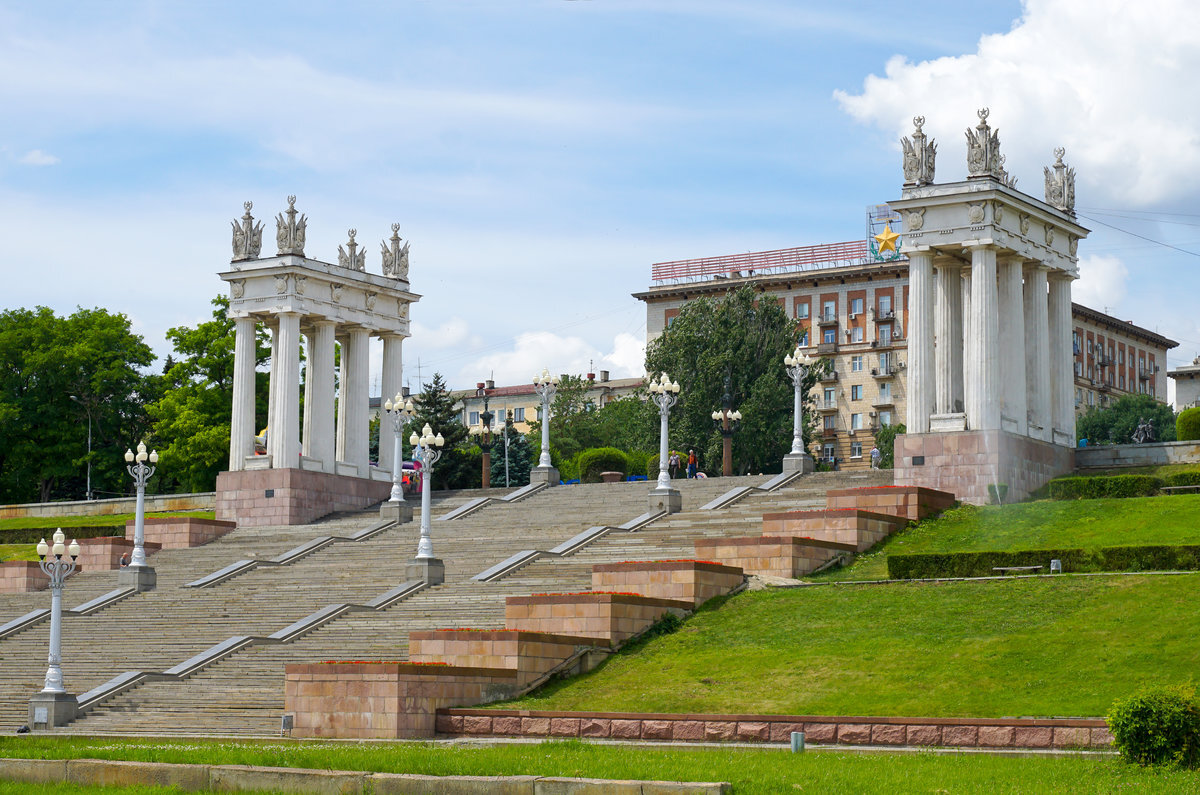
148,296,269,493
0,306,155,502
409,372,472,489
873,423,906,469
644,286,818,474
523,374,606,467
1076,393,1176,446
592,393,658,454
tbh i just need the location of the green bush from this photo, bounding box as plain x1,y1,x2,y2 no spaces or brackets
1164,471,1200,488
1108,685,1200,767
624,450,651,480
886,544,1200,579
1046,475,1163,499
575,447,629,483
1177,408,1200,442
557,453,580,482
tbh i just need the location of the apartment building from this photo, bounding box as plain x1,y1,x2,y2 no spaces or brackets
635,240,1174,468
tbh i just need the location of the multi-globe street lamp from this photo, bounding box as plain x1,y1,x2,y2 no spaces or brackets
382,392,415,522
122,441,158,591
783,346,818,474
530,369,560,486
29,528,81,729
407,423,445,584
648,372,682,513
710,375,743,477
469,383,499,489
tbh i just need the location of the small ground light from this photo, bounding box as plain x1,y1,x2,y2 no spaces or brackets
791,731,806,752
1050,559,1063,573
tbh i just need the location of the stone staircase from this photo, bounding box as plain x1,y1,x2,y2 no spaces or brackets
0,471,891,735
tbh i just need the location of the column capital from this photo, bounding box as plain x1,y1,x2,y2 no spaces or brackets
998,252,1026,266
960,239,997,251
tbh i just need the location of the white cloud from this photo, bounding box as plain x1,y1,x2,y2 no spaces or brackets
1073,254,1129,313
453,329,646,388
834,0,1200,205
18,149,58,166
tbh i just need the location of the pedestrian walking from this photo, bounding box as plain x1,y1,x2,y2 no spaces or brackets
668,451,680,479
870,445,881,469
686,449,697,479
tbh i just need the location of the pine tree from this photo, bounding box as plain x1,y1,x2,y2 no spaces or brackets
409,372,473,489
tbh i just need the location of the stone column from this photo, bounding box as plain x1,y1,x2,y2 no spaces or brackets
967,245,1000,431
1024,264,1051,441
269,312,302,469
934,260,962,415
905,249,935,433
228,316,257,471
342,328,371,475
301,331,313,456
1048,273,1075,446
378,334,405,473
961,265,973,424
267,321,279,460
306,321,337,473
335,336,348,463
998,256,1027,436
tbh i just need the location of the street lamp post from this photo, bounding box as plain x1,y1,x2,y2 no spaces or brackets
121,441,158,591
69,396,93,501
503,410,513,487
29,529,81,729
407,423,445,585
710,375,743,477
648,372,682,513
530,369,560,486
381,393,415,523
470,384,496,489
783,346,817,475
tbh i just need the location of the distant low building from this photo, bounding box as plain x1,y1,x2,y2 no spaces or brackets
1169,356,1200,411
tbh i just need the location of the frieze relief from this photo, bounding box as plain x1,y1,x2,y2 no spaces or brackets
230,279,245,299
365,292,378,311
905,208,925,231
1019,213,1031,236
1044,226,1055,246
331,284,344,303
274,274,289,294
295,275,307,295
967,203,985,224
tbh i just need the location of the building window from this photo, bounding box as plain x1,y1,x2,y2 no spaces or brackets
851,413,862,430
1075,361,1083,376
1073,332,1081,355
851,384,863,401
878,410,892,426
1088,391,1095,406
799,329,810,346
513,407,525,422
1087,339,1093,355
469,411,480,425
1087,366,1093,380
824,415,836,430
823,443,836,461
878,324,891,342
878,352,890,372
823,327,837,344
851,441,863,458
879,382,891,401
878,295,892,316
851,355,864,372
824,387,836,407
1075,388,1082,406
1120,375,1125,390
823,300,836,321
796,302,810,319
852,326,864,343
850,298,864,315
1119,349,1125,365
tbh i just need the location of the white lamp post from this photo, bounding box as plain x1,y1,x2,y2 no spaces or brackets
530,369,561,486
29,528,81,729
783,347,818,474
122,441,158,591
382,393,415,523
407,423,445,584
648,372,682,513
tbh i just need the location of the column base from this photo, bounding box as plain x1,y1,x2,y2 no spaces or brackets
781,453,815,475
929,413,968,433
380,502,414,524
529,466,560,487
406,557,445,586
648,487,682,515
29,691,77,730
118,565,156,592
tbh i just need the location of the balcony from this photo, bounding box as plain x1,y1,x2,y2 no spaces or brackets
872,395,895,409
1098,354,1115,368
870,367,895,379
870,339,891,350
817,311,839,327
820,369,838,383
817,342,838,355
822,426,839,438
873,308,896,322
1138,366,1158,381
818,400,839,413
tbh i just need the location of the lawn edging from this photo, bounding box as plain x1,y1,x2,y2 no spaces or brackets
440,709,1112,749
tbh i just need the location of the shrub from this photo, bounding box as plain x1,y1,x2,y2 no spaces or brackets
1177,408,1200,442
1108,685,1200,767
624,450,651,480
886,544,1200,579
1046,475,1163,499
557,453,580,483
575,447,629,483
1165,471,1200,488
0,526,123,544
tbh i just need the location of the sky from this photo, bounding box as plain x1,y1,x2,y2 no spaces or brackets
3,0,1199,400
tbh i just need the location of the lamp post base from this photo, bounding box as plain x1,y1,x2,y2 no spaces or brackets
29,691,77,730
380,502,414,524
118,565,156,593
529,466,560,487
648,487,682,515
782,453,815,475
406,557,445,586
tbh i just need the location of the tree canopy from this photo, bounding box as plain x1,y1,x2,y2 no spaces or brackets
1076,393,1177,446
409,372,474,489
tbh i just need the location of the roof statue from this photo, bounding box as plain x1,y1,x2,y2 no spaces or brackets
901,116,937,186
1044,147,1076,216
965,108,1005,180
275,195,307,256
338,228,366,271
380,223,410,280
231,201,263,262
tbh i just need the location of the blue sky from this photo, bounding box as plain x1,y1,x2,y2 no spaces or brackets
2,0,1197,398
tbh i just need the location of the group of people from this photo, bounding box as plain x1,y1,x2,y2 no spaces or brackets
667,449,700,479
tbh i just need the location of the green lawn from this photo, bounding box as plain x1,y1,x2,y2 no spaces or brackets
0,544,38,563
0,511,214,532
813,494,1200,581
495,574,1200,719
1074,462,1200,478
2,737,1199,794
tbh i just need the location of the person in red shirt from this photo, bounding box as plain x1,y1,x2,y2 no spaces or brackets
686,449,697,479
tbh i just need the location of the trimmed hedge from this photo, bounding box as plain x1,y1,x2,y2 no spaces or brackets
1178,407,1200,442
887,544,1200,579
1164,471,1200,488
576,447,629,483
0,526,123,544
1045,475,1163,499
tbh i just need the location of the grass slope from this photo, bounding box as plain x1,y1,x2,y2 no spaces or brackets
0,511,215,562
2,737,1200,794
497,574,1200,718
816,494,1200,581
